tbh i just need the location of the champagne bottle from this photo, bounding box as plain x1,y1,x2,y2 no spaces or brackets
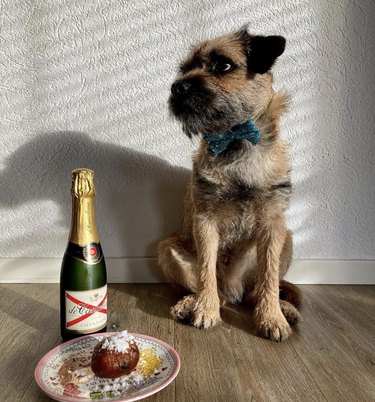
60,168,107,341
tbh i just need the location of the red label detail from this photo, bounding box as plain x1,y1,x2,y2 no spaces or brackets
66,292,107,328
89,246,97,257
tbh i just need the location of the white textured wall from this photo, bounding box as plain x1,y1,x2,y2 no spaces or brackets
0,0,374,260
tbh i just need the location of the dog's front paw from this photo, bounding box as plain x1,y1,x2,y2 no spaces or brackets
192,296,222,330
171,294,196,323
255,309,292,342
193,308,222,330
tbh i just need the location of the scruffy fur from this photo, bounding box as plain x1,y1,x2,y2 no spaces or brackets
158,28,302,341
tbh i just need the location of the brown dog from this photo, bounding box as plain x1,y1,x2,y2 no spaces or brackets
157,28,301,341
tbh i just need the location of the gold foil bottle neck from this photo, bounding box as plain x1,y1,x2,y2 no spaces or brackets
71,168,96,198
69,168,99,245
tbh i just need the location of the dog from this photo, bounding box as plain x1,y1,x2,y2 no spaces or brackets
157,27,301,342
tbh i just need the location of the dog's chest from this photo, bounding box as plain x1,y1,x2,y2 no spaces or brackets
193,170,260,243
192,147,290,244
194,149,276,206
194,172,260,206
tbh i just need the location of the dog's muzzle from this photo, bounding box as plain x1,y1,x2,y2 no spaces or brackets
171,80,192,98
169,76,213,117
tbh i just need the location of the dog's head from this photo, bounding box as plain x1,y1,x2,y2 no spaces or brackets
169,29,286,137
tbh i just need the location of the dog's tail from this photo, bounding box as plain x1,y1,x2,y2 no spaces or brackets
279,280,302,308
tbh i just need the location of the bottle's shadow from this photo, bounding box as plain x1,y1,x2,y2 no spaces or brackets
0,131,190,257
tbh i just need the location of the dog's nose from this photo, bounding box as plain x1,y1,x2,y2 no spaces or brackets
171,80,192,97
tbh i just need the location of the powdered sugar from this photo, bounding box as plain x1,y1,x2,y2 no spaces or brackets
99,330,135,354
87,370,145,398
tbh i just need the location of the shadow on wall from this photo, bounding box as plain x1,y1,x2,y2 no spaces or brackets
0,131,190,257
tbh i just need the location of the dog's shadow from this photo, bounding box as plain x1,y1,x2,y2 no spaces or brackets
111,283,183,323
120,282,260,336
0,131,190,257
221,303,257,334
129,283,304,339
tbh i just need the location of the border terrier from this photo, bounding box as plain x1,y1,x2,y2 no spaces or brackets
158,28,302,341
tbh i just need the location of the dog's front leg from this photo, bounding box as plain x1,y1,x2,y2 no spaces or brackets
254,217,291,341
192,214,222,329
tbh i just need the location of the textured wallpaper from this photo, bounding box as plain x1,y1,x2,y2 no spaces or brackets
0,0,374,259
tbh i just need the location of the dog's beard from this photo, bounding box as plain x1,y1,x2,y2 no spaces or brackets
170,93,254,137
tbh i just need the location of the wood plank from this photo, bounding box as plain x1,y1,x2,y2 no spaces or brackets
1,284,375,402
173,298,325,402
0,284,60,401
288,285,375,402
224,304,327,402
174,317,252,402
21,336,62,402
309,286,375,377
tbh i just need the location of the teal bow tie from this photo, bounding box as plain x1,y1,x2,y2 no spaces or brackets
203,118,261,156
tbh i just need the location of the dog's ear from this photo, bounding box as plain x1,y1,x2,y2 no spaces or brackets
238,30,286,74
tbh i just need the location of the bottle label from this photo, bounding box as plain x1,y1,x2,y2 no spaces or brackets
66,242,103,264
65,285,107,332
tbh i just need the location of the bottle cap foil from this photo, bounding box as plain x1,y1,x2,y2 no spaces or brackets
71,168,96,198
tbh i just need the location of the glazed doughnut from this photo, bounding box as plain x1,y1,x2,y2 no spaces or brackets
91,331,139,378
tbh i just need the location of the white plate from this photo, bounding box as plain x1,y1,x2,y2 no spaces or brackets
34,332,180,401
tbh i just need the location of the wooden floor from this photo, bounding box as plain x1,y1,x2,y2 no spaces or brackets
0,284,375,402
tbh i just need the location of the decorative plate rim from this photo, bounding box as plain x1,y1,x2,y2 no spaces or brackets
34,332,181,402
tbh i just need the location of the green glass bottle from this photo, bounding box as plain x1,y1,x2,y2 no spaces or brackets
60,168,107,341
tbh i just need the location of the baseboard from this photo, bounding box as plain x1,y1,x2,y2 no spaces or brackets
0,258,164,284
285,260,375,284
0,258,374,284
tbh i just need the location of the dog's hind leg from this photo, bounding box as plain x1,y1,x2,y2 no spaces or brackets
157,234,197,293
279,280,302,308
279,299,301,326
157,234,198,323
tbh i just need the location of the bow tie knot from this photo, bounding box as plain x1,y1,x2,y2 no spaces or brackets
203,119,260,156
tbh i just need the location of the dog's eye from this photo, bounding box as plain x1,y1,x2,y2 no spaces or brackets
213,62,234,74
222,63,232,71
